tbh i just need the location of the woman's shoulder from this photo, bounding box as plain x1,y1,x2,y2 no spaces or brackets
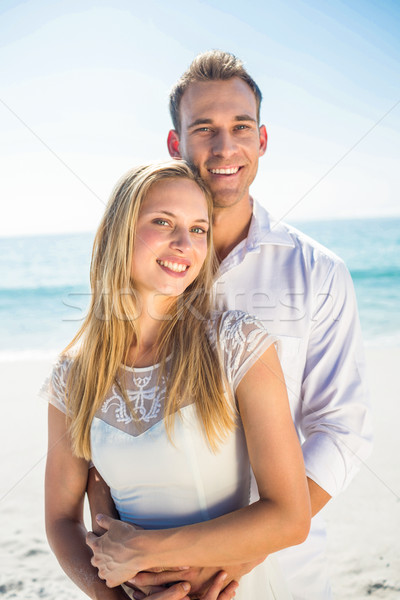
39,352,76,414
52,352,76,382
207,309,275,357
208,311,277,390
209,310,269,341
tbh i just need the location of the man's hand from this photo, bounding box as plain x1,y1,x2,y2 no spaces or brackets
128,581,191,600
129,559,263,598
129,572,238,600
202,573,238,600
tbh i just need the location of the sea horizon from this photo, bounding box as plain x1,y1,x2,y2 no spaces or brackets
1,215,399,360
2,212,399,241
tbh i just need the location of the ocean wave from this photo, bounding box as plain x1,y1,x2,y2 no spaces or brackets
350,268,400,281
0,284,89,295
1,268,398,295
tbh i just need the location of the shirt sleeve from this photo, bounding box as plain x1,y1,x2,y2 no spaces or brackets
219,310,278,391
39,355,73,415
301,260,373,497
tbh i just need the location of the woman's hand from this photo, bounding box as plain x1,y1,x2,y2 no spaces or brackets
87,514,189,588
86,516,240,599
87,514,146,586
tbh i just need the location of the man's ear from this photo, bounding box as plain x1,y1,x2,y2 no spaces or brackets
259,125,268,157
167,130,182,158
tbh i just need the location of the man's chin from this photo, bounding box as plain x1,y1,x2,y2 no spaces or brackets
212,194,246,209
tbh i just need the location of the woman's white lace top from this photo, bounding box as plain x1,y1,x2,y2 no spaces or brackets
40,310,293,599
41,310,276,438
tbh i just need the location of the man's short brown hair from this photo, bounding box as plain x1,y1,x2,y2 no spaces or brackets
169,50,262,133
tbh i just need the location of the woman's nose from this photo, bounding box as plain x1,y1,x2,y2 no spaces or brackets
170,227,192,252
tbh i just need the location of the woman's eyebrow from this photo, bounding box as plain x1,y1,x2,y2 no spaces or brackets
145,210,209,224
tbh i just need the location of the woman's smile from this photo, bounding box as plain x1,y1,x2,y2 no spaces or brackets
156,257,191,275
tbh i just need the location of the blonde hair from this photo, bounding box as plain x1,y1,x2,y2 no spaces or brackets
63,161,235,459
170,50,262,133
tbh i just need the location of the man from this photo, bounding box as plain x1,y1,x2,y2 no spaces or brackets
88,50,372,599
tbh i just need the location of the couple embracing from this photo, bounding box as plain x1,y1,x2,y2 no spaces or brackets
43,50,372,600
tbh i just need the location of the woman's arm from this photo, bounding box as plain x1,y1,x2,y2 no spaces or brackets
45,404,130,600
88,344,311,587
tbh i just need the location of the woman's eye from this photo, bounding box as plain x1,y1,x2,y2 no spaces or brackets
191,227,207,234
153,219,169,226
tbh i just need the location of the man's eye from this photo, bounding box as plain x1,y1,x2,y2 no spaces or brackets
235,124,250,130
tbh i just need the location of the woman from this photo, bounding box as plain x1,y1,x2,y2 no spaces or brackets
42,161,310,600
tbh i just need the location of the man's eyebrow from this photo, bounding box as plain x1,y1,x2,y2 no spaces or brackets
146,210,209,224
187,115,257,128
234,114,257,123
187,118,213,129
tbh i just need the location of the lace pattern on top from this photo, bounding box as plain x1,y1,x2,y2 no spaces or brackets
209,310,278,391
41,311,276,438
99,367,171,436
39,355,74,415
102,374,166,425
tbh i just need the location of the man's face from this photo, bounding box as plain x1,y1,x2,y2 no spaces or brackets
168,77,267,209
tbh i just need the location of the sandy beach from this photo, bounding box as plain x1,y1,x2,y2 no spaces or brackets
0,347,399,599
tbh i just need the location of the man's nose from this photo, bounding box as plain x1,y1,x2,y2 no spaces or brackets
170,227,192,252
211,130,237,157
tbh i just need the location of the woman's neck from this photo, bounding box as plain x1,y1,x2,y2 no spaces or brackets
125,293,174,368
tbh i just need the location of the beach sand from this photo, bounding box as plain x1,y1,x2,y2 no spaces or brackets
324,347,400,599
0,348,399,599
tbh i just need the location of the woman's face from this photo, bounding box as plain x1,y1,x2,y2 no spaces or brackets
131,178,210,301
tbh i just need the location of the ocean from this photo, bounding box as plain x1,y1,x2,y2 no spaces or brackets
0,217,399,360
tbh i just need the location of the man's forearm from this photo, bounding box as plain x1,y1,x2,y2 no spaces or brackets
87,467,120,534
47,518,129,600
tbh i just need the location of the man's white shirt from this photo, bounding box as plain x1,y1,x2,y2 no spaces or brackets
213,200,373,599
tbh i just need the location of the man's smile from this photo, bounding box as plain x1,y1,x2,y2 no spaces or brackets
208,166,241,175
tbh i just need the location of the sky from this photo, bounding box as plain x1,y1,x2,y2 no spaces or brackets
0,0,399,237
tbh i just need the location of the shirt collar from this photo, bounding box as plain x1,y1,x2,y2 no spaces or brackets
245,200,295,251
218,199,295,275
